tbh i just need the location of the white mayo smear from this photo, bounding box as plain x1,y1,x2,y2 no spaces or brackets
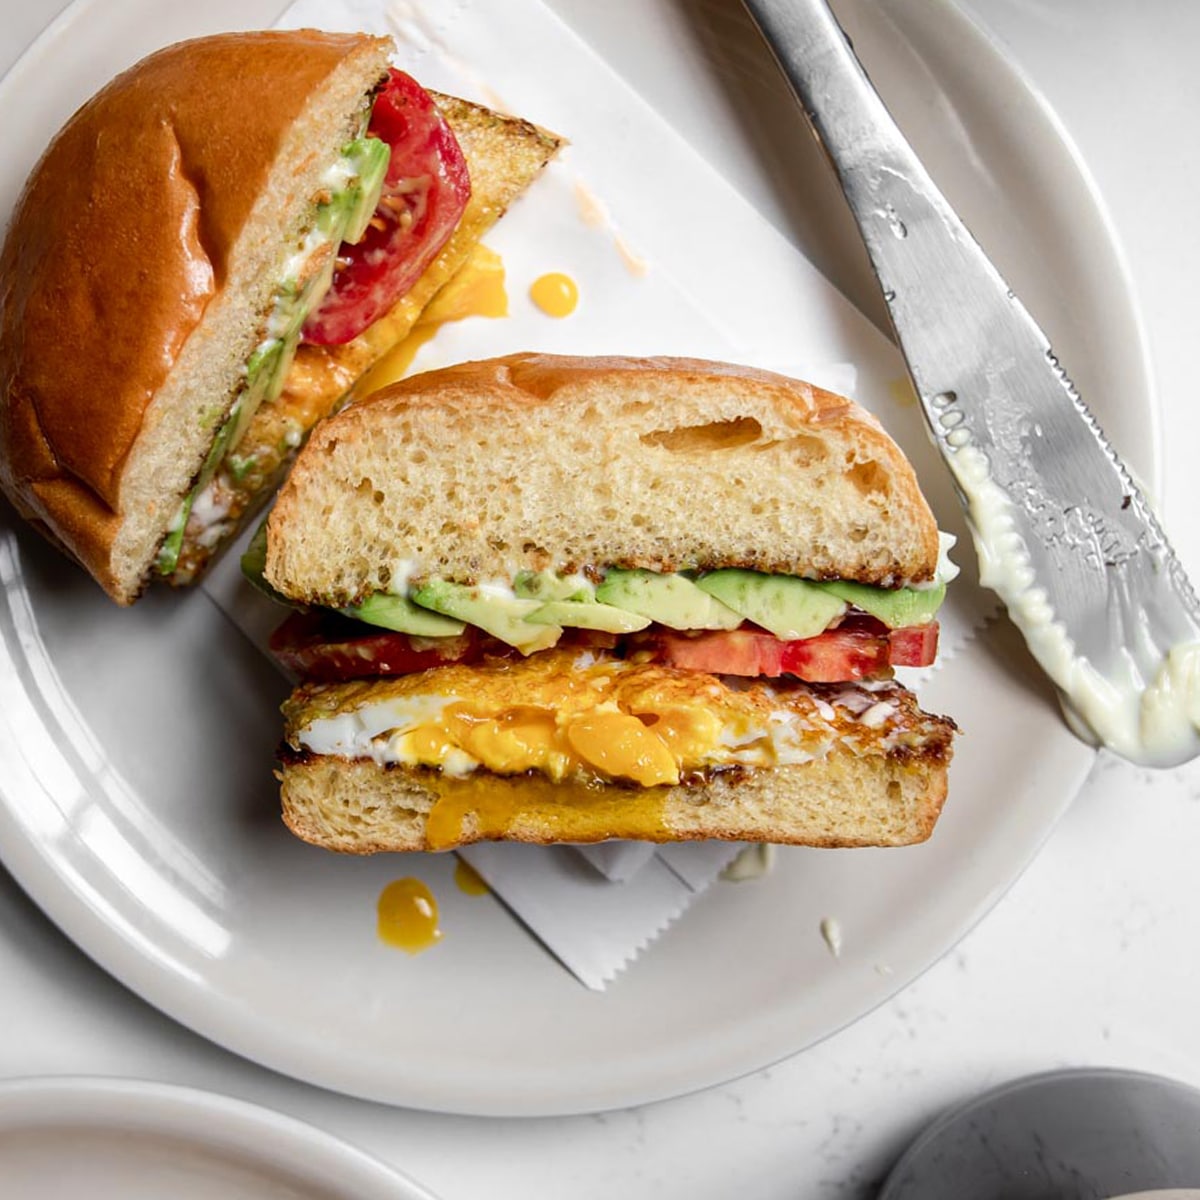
950,444,1200,767
819,917,844,959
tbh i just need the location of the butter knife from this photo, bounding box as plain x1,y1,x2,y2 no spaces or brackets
742,0,1200,767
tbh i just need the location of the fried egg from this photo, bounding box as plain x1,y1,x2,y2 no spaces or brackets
285,650,939,788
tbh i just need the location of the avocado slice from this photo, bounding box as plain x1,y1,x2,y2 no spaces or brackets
344,592,466,637
412,580,562,653
513,570,596,603
696,570,846,640
526,600,651,633
816,579,945,628
238,516,293,605
155,140,390,580
595,569,743,631
333,136,391,245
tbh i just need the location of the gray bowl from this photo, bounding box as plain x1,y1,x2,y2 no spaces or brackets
879,1068,1200,1199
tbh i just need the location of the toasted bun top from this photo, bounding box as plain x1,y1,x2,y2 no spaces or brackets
0,30,390,599
265,353,941,603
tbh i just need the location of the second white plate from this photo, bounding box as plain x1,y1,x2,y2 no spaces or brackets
0,1077,433,1199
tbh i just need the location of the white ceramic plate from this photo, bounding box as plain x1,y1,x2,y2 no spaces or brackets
0,1076,435,1198
0,0,1154,1115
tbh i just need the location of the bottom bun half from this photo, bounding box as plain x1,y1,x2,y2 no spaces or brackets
277,741,951,854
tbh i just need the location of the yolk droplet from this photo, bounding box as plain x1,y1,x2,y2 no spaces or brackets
376,877,443,954
529,272,579,318
453,857,490,896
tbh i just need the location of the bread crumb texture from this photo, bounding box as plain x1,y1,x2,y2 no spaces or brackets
266,354,941,604
280,744,950,853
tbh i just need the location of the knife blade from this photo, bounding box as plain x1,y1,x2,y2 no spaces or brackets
742,0,1200,767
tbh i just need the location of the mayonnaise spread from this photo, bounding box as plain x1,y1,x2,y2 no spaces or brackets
951,443,1200,767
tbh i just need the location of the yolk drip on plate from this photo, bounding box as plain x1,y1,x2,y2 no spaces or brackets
377,877,443,953
453,858,490,895
529,271,578,317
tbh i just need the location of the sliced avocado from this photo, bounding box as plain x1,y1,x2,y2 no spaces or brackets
216,392,255,466
246,338,283,387
336,136,390,245
155,140,390,581
513,570,596,603
816,579,946,628
226,453,257,483
595,569,743,631
343,592,466,637
696,570,846,640
155,499,192,576
526,600,651,634
238,516,292,605
412,580,562,653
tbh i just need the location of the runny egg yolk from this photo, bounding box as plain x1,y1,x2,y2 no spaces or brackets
424,773,673,851
394,698,731,788
565,712,679,787
356,244,509,393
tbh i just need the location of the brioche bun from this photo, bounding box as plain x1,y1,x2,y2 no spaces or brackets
0,31,392,602
265,353,942,605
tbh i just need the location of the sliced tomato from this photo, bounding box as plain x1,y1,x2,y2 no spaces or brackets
647,618,939,682
888,622,940,667
302,69,471,346
273,607,939,684
647,628,788,677
269,609,484,682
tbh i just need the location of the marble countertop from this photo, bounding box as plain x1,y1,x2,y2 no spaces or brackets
2,1,1199,1195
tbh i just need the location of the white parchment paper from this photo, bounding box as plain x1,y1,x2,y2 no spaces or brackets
201,0,993,988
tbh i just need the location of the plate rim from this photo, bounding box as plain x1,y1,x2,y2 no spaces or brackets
0,1074,437,1198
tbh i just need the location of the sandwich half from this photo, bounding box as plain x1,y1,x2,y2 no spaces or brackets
262,353,957,852
0,31,559,603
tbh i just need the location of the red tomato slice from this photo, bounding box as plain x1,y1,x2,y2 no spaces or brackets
646,629,786,677
269,610,484,682
272,607,939,684
302,69,471,346
777,628,890,681
648,619,939,682
888,622,940,667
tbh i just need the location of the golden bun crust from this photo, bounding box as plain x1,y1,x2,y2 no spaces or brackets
265,353,942,602
0,30,390,601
